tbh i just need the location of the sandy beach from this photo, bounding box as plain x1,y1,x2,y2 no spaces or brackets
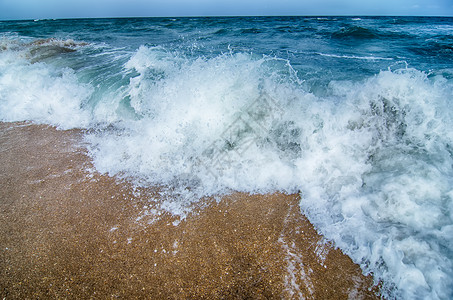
0,122,379,299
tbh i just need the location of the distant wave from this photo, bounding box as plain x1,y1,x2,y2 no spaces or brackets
331,25,415,41
316,52,393,61
331,26,378,39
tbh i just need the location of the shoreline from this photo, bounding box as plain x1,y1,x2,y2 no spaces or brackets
0,122,379,298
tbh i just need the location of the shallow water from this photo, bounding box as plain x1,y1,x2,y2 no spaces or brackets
0,122,377,299
1,16,452,299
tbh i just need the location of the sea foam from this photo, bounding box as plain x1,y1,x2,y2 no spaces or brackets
0,39,92,129
1,35,452,299
84,46,453,298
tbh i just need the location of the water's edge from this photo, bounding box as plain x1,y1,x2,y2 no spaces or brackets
0,121,379,298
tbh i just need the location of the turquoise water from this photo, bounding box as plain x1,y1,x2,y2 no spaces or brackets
1,16,453,299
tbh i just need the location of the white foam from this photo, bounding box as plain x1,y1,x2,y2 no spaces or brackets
298,69,453,299
317,52,393,61
86,48,453,298
1,42,452,299
0,40,92,129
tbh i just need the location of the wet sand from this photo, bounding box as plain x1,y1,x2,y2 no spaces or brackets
0,122,379,299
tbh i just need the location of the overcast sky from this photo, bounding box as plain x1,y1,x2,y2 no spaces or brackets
1,0,452,20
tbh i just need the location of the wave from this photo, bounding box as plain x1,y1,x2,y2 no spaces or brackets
213,28,229,35
331,26,378,40
0,38,92,128
409,40,453,59
1,42,452,299
0,37,88,62
240,28,262,34
331,25,416,42
27,38,88,62
316,52,393,61
90,47,453,299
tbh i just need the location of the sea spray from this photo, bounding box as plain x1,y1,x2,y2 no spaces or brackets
87,50,453,298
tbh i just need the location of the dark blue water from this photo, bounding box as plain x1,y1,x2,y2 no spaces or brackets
1,16,453,299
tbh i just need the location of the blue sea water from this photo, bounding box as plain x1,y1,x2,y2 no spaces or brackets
1,16,452,299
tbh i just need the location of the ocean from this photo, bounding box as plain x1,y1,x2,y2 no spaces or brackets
0,16,452,299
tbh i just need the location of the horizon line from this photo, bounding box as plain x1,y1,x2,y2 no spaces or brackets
1,14,453,22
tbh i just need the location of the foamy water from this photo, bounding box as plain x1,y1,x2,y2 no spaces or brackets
1,17,452,299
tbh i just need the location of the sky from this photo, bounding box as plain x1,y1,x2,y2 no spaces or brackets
0,0,452,20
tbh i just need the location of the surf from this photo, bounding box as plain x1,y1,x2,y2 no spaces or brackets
1,17,452,299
